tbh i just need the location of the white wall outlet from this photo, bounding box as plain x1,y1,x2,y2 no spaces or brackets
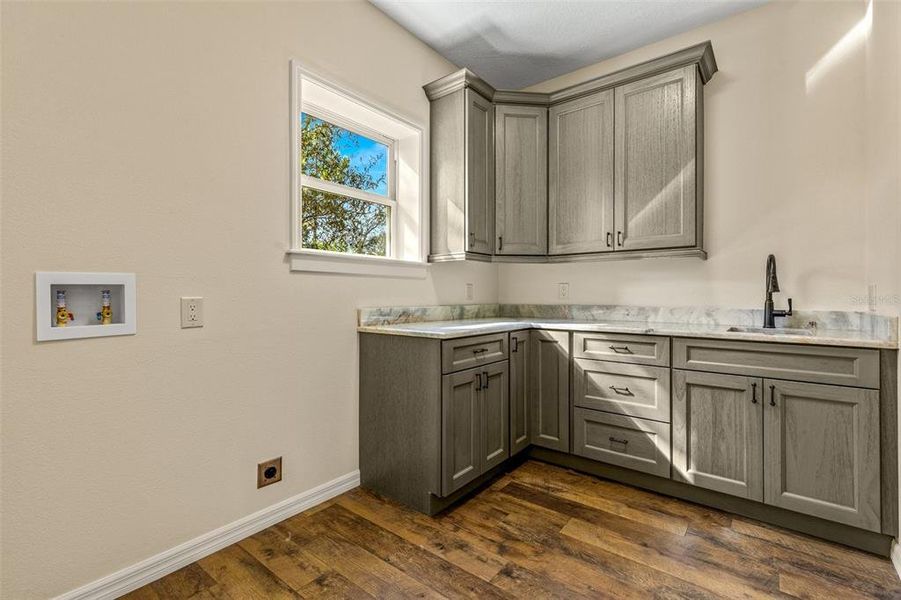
558,283,570,299
465,282,474,301
180,297,204,328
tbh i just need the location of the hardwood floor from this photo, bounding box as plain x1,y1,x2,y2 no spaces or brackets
123,460,901,599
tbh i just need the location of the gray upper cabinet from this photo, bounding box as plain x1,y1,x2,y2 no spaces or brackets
672,370,764,501
510,331,531,455
495,104,548,255
466,90,495,255
426,86,494,261
764,380,881,532
529,330,571,451
615,65,701,251
424,43,715,263
548,91,615,255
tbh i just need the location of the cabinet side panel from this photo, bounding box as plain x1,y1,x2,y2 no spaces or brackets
360,333,441,513
881,349,898,536
430,90,465,257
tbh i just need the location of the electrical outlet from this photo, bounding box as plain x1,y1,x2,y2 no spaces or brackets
558,283,570,299
465,282,474,301
180,297,204,328
257,457,282,488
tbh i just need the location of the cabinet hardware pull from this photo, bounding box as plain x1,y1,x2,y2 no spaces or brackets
469,231,475,248
498,236,503,251
617,231,624,247
476,373,482,390
472,348,487,355
769,384,776,406
609,345,633,354
606,232,613,248
512,337,518,353
609,436,629,446
609,385,633,396
751,382,758,404
483,371,489,389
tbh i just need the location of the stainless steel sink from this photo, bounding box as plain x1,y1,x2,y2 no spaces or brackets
726,326,814,336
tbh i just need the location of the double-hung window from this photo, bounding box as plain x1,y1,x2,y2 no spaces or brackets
290,64,425,276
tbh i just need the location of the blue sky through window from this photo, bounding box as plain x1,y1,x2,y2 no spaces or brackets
301,113,389,196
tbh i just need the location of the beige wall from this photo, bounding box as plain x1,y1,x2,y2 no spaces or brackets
501,0,899,312
0,2,495,597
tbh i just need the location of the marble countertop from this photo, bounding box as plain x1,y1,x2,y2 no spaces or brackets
357,317,898,348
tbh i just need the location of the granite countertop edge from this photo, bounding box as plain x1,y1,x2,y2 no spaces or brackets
356,318,898,349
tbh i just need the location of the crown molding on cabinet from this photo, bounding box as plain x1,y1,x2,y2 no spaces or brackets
423,41,717,105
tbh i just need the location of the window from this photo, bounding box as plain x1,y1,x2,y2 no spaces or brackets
290,64,425,276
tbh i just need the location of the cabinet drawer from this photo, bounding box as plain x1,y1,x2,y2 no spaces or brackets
672,338,879,389
442,333,508,374
573,359,671,422
573,333,670,366
573,408,671,478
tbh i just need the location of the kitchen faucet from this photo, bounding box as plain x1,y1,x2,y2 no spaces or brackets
763,254,792,328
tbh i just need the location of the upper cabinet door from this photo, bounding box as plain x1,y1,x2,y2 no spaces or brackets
615,65,699,251
548,91,615,255
764,380,881,532
465,89,495,255
495,105,548,255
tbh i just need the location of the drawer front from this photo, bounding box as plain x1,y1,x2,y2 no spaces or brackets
573,408,671,477
442,333,509,374
573,359,671,422
672,338,880,389
573,333,670,366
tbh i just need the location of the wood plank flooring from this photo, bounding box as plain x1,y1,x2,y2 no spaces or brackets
122,460,901,599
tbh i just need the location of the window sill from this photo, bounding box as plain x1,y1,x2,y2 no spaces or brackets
287,249,428,278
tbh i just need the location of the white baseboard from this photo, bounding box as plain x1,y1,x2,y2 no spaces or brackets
892,539,901,582
55,470,360,600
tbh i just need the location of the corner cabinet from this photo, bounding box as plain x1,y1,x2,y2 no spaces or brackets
424,41,716,263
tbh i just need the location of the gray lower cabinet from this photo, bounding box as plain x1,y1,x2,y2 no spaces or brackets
672,370,764,501
548,91,615,255
510,331,530,455
495,104,547,255
573,359,671,422
614,65,701,251
441,362,510,496
573,408,671,477
764,379,881,532
530,330,570,451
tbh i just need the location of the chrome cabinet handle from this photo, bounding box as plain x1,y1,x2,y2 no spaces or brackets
751,382,758,404
609,345,633,354
769,384,776,406
609,385,633,396
482,371,489,389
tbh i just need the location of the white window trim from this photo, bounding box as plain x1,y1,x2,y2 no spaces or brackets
289,61,427,278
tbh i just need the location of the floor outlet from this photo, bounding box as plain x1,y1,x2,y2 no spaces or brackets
181,297,204,328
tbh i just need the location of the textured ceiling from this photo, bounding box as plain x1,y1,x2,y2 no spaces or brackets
371,0,767,89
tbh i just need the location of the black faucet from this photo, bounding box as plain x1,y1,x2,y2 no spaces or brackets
763,254,792,328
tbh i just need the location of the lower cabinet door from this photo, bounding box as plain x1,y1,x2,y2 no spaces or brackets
764,379,881,532
481,362,510,471
529,330,571,451
672,370,764,501
441,368,482,496
573,408,671,477
510,331,530,455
